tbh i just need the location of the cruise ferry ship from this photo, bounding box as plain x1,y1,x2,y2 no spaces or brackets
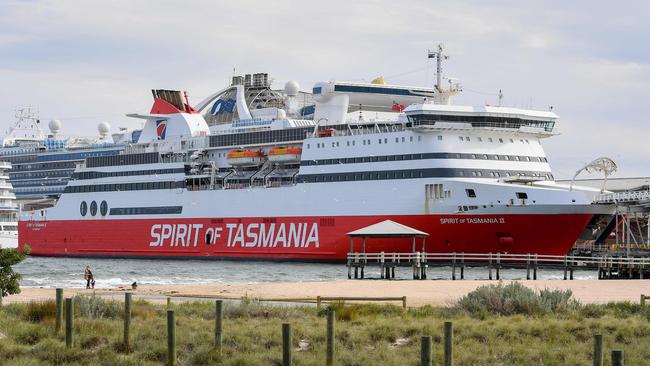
0,108,133,210
19,49,614,260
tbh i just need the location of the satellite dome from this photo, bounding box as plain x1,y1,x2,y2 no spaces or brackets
98,122,111,137
48,119,62,134
284,80,300,96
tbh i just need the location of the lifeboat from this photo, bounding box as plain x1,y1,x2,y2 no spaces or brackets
226,149,265,167
268,146,302,163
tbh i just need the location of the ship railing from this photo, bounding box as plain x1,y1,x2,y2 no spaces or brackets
594,190,650,204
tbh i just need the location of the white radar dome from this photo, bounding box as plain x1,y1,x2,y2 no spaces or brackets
284,80,300,96
48,119,62,134
98,122,111,138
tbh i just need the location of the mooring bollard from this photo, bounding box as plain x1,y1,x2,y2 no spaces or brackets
55,288,63,333
124,292,132,350
444,321,453,366
65,298,73,348
611,349,624,366
326,308,335,365
282,323,292,366
593,334,603,366
421,335,432,366
215,300,223,356
167,310,176,366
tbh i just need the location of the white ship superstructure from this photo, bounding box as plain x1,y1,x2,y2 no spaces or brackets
0,160,17,248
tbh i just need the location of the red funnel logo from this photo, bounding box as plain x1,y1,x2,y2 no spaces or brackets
156,120,167,140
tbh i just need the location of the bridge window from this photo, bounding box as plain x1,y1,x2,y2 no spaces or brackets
465,189,476,198
516,192,528,199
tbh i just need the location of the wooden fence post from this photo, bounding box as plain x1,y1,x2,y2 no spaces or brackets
317,296,322,311
421,335,432,366
124,292,132,350
167,310,176,366
444,321,453,366
641,294,646,306
167,297,171,308
215,300,223,357
612,350,624,366
65,298,73,348
55,288,63,333
593,334,603,366
282,323,292,366
402,296,407,309
326,308,335,365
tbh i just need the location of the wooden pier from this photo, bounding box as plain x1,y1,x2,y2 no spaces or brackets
346,252,650,280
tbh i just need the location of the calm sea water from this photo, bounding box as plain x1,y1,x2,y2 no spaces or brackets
15,256,598,289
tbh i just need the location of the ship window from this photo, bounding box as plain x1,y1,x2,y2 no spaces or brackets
437,135,442,141
410,136,413,142
378,139,382,144
516,192,528,199
459,136,464,141
465,189,476,198
90,201,97,216
395,138,399,143
465,136,470,141
488,137,493,142
509,139,514,143
100,200,108,216
499,138,504,143
402,137,406,142
80,201,87,216
477,137,483,142
418,136,421,141
384,138,388,143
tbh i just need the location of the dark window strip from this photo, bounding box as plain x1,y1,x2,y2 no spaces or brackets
209,127,314,148
300,152,548,166
109,206,183,215
64,180,185,194
86,152,160,168
73,168,186,180
407,114,555,132
296,168,553,183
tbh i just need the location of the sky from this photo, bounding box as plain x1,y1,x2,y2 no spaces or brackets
0,0,648,179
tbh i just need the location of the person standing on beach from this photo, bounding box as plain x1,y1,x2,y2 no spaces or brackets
84,266,92,289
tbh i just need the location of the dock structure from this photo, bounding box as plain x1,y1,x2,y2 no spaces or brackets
347,220,429,280
592,189,650,255
346,251,650,280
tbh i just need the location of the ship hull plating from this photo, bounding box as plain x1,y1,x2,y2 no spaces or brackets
20,213,592,260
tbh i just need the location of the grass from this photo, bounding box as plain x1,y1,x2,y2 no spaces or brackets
0,287,648,365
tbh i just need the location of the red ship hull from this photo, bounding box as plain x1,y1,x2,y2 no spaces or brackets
19,213,593,260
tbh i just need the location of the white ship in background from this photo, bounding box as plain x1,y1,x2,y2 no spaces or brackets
0,160,17,248
19,47,616,260
0,107,137,211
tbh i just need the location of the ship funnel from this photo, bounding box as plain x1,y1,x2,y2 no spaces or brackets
150,89,197,114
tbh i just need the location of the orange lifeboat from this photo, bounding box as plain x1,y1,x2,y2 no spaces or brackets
226,149,265,166
268,146,302,163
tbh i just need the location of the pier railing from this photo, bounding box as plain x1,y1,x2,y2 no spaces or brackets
346,252,650,280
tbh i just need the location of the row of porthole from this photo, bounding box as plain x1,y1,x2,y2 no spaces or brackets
80,200,108,217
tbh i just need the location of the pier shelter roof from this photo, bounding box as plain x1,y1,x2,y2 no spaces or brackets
347,220,428,238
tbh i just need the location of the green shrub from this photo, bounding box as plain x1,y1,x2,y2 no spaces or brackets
24,300,56,323
454,282,578,316
73,295,121,319
13,323,48,345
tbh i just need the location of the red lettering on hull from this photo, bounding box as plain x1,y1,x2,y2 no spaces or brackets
19,214,592,260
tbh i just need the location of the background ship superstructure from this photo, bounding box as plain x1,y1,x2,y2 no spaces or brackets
19,49,615,260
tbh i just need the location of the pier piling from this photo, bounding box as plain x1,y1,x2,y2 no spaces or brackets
421,336,432,366
282,323,292,366
55,288,63,333
65,298,73,348
326,309,335,365
167,310,176,366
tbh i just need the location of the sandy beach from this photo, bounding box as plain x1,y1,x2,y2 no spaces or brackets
5,280,650,306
